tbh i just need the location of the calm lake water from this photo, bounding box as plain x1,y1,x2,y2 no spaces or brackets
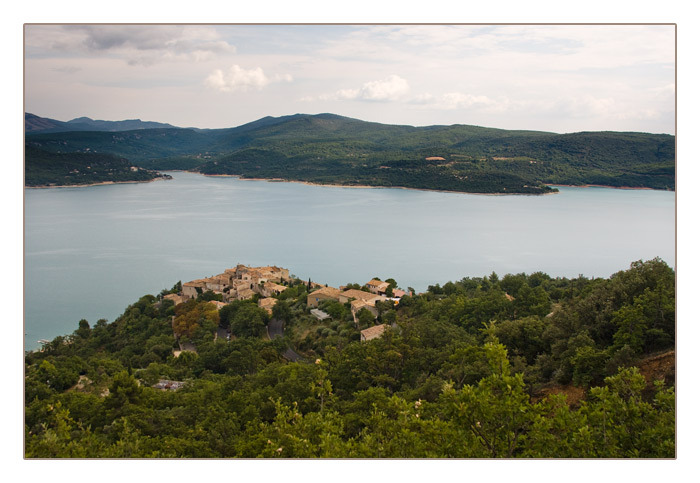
24,171,675,350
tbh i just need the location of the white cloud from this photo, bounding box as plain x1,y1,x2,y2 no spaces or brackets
205,65,292,92
410,91,505,111
306,75,410,102
356,75,410,101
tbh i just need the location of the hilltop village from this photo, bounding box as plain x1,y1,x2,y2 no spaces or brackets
162,264,412,345
25,258,676,458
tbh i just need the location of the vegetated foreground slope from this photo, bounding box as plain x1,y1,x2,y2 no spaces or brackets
25,258,675,458
25,113,675,192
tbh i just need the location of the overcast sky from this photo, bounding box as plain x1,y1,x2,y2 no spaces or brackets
24,24,675,134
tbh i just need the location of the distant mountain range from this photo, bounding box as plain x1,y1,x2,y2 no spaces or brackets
25,113,178,134
24,112,675,193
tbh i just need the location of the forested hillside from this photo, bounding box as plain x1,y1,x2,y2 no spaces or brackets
25,113,675,192
24,146,171,187
24,258,675,458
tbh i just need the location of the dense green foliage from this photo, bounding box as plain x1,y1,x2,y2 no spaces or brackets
25,258,675,458
26,113,675,192
24,145,170,187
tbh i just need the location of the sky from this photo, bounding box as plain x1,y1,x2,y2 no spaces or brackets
24,23,676,134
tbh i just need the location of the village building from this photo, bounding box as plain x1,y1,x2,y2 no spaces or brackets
227,264,290,286
350,299,379,324
182,279,209,299
162,293,186,306
258,297,277,314
235,287,256,301
260,281,287,298
307,286,342,307
182,265,292,303
205,274,230,292
360,324,388,342
338,289,386,305
365,279,390,295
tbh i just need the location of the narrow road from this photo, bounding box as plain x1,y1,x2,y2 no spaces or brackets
267,318,303,362
267,318,285,339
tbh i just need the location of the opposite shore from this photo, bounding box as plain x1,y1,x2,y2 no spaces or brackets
200,173,560,196
25,176,170,189
24,172,673,194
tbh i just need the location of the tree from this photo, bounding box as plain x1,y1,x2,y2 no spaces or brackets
104,371,143,420
271,299,292,322
173,300,219,339
231,304,269,338
440,342,534,457
580,367,675,457
356,308,376,329
75,319,91,339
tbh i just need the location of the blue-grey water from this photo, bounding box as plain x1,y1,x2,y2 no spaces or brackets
24,171,675,350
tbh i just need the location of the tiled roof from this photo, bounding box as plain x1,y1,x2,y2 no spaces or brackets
350,299,369,309
361,324,387,341
366,279,388,287
183,279,208,286
258,298,277,308
342,289,382,302
311,286,342,297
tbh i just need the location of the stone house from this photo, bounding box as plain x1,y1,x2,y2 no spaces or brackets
235,287,256,301
365,279,390,295
260,281,287,298
182,279,209,300
307,286,342,308
182,264,291,304
350,299,379,324
338,289,386,305
205,274,230,292
163,293,186,306
360,324,387,342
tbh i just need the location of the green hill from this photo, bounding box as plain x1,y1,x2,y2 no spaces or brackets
25,113,675,192
25,112,179,134
24,145,171,187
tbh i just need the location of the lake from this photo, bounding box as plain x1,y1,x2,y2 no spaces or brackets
24,171,675,350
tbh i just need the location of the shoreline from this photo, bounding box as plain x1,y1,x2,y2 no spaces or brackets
25,176,170,189
24,172,671,194
548,183,671,191
200,173,560,196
